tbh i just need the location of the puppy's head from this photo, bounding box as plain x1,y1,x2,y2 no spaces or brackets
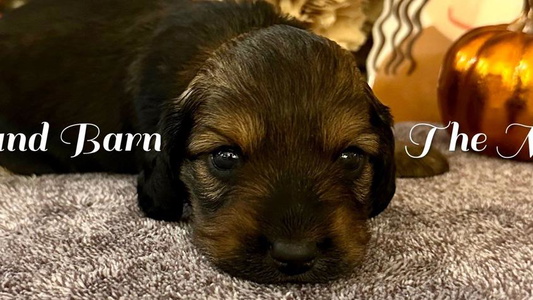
149,25,395,283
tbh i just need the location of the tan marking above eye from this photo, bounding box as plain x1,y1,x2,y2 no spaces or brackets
188,128,234,156
320,109,380,156
348,133,380,156
189,106,266,156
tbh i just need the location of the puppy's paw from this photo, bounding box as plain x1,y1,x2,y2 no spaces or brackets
395,140,449,178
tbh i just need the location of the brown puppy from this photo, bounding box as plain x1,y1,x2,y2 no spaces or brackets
176,27,396,282
0,0,447,283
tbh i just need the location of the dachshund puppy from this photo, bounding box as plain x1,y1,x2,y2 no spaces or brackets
0,0,448,282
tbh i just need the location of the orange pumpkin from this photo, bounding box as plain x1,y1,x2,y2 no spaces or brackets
438,0,533,161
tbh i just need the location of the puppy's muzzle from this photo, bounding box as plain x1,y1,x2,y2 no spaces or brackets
270,240,318,276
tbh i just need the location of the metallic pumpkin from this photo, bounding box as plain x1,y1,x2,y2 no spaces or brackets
438,0,533,161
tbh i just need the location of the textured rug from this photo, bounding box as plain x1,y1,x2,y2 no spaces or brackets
1,123,532,299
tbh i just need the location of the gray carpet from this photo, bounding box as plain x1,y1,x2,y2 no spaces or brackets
1,123,532,299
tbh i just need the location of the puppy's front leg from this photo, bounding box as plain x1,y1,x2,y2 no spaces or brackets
394,140,449,178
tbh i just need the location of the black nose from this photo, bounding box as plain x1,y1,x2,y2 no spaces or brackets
270,241,317,275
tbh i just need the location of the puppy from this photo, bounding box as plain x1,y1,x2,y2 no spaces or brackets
0,0,448,282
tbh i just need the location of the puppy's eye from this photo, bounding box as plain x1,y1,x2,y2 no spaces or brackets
338,147,366,170
210,147,241,171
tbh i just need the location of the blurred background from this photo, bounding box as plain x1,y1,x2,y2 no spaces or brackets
0,0,528,126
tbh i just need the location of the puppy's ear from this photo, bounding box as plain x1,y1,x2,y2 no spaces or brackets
137,89,198,221
364,84,396,218
395,140,449,178
137,150,186,221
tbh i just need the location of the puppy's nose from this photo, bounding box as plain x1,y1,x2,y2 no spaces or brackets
270,241,317,275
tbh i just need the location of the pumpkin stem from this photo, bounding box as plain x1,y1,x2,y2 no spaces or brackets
508,0,533,34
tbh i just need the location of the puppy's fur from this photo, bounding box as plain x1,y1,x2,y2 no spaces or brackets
0,0,447,283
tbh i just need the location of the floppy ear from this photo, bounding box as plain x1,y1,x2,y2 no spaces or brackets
363,84,396,218
137,90,198,221
137,150,186,221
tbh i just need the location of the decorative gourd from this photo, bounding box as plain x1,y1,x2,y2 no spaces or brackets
438,0,533,161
